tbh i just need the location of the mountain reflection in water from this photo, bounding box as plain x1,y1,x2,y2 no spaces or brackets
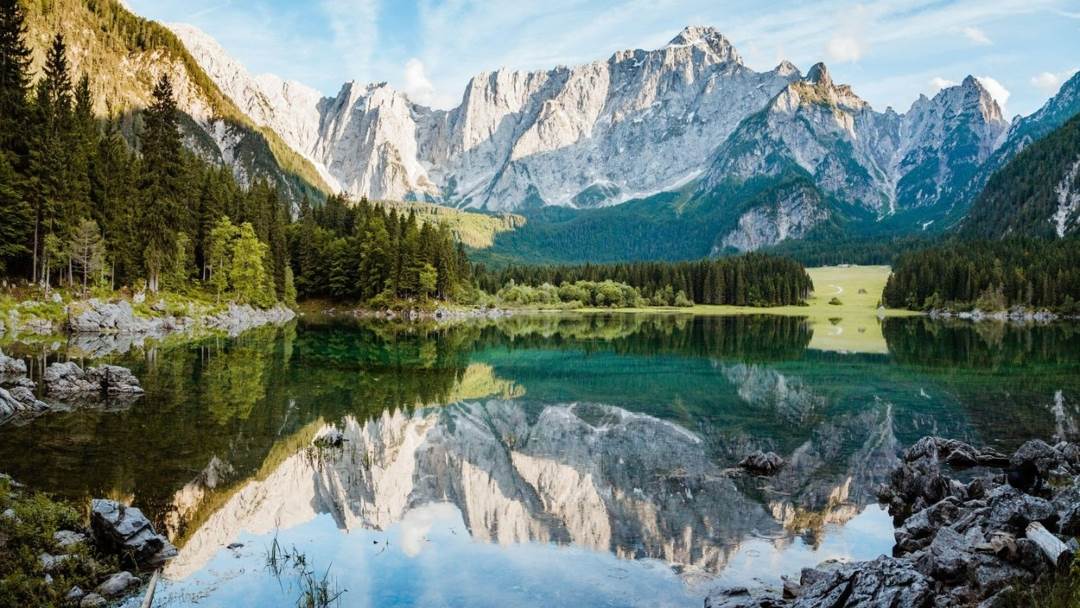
1,314,1078,607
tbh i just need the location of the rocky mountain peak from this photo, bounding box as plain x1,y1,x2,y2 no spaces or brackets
805,62,833,88
773,60,801,79
666,26,742,64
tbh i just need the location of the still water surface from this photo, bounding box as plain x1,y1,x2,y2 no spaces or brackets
1,314,1078,607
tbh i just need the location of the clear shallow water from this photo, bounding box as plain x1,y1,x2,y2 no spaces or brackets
1,314,1079,607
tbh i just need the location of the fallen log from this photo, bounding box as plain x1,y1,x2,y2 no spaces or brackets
1026,522,1073,568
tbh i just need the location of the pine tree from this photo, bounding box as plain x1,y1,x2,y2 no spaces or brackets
68,218,106,293
207,216,239,302
0,151,29,272
28,34,74,284
0,0,31,154
231,222,267,305
138,74,185,291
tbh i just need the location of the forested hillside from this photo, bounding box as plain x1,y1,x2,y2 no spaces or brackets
20,0,329,201
882,238,1080,312
0,0,468,307
962,111,1080,239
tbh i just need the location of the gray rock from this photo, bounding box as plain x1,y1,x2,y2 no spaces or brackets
738,450,785,476
705,586,787,608
80,592,106,608
895,497,961,552
929,526,972,581
0,348,26,376
967,554,1033,596
986,485,1055,532
1009,440,1061,477
0,385,49,420
54,530,87,550
95,571,140,597
39,552,72,572
792,556,935,608
1051,478,1080,535
90,499,177,566
905,437,1009,469
65,585,86,603
43,362,143,398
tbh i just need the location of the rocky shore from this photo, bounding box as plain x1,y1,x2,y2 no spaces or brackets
65,299,296,337
0,348,146,423
1,474,175,607
928,307,1066,323
342,305,513,322
708,437,1079,607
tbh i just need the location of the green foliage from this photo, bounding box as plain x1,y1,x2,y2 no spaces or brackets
231,222,269,306
964,110,1080,239
287,196,469,305
882,238,1080,312
477,253,812,307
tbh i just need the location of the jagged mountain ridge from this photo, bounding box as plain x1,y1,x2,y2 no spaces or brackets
22,0,331,204
173,23,1013,225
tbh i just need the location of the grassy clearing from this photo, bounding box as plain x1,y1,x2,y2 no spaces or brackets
575,266,917,354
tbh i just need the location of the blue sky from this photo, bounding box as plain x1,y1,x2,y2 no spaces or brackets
124,0,1080,116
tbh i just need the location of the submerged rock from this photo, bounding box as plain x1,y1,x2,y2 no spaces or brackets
738,450,785,476
90,499,177,566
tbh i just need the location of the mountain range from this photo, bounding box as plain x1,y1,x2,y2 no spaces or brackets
25,1,1080,261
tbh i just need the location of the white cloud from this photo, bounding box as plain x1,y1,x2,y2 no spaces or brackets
1031,69,1079,94
929,76,959,92
826,36,863,63
976,76,1011,110
961,26,992,45
319,0,379,81
403,58,441,107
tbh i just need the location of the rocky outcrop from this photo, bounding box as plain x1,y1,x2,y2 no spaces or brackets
707,437,1080,607
0,348,27,376
0,349,47,421
43,363,143,399
739,450,785,476
90,499,178,567
66,299,295,337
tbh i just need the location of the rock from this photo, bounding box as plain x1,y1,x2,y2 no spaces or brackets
65,586,86,603
967,554,1033,596
315,428,345,448
976,586,1014,608
39,552,72,572
95,571,140,597
0,348,26,376
90,499,177,566
929,526,972,581
781,577,800,599
738,450,785,476
0,385,49,420
80,592,106,608
1009,440,1060,477
54,530,87,550
986,485,1056,532
904,437,1008,468
43,362,143,398
1051,478,1080,535
67,300,153,334
894,497,961,552
705,586,787,608
792,556,935,608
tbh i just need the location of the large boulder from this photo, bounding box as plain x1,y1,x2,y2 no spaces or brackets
739,450,785,476
90,499,176,566
43,362,143,398
792,556,935,608
985,485,1056,532
67,300,154,334
904,437,1009,469
0,385,48,420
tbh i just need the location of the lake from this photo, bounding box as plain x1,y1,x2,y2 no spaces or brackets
2,313,1078,607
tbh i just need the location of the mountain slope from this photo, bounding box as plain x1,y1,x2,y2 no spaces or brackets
23,0,330,203
963,110,1080,238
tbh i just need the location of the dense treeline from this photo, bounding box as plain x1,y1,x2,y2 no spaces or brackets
0,1,292,303
287,195,471,303
882,238,1080,312
477,254,813,306
0,1,466,308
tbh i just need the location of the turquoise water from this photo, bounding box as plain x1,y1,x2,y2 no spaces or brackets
1,314,1078,607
